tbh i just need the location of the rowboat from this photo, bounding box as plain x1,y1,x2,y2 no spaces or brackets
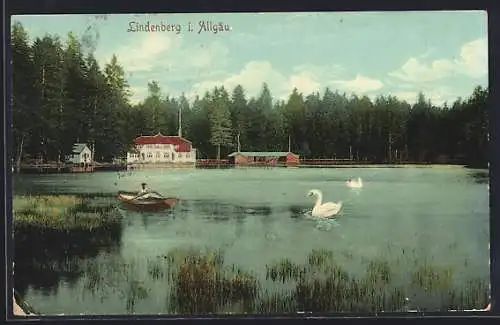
117,191,179,212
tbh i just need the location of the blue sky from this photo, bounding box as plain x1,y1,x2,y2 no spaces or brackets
12,11,488,105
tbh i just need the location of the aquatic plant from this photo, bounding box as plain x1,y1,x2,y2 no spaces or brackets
81,257,150,312
411,262,453,292
125,280,150,314
168,249,259,314
18,246,490,315
167,248,487,314
13,194,124,303
13,194,122,231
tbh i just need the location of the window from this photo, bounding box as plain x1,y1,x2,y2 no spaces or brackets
178,152,182,158
147,152,152,158
164,152,169,158
186,153,190,158
156,152,160,158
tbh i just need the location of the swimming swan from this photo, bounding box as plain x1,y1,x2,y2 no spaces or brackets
346,177,363,189
307,189,342,218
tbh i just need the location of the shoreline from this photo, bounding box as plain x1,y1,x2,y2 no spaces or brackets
11,161,488,174
298,164,469,168
10,164,488,174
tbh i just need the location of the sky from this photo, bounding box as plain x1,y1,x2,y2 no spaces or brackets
12,11,488,105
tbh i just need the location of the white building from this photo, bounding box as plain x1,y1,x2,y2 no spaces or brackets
67,143,92,165
126,133,196,165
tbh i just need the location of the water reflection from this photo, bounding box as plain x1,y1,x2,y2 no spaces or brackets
181,199,273,219
14,222,123,298
469,170,489,184
134,209,176,229
121,199,277,230
288,205,312,219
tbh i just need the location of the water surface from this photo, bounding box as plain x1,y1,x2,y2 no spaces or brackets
12,166,490,314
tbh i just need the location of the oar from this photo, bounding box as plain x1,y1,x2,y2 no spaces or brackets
150,191,166,199
124,191,150,202
124,191,166,202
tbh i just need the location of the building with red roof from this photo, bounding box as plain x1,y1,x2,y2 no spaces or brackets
126,132,196,166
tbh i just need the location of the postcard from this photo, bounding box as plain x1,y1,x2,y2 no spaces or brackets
10,11,490,316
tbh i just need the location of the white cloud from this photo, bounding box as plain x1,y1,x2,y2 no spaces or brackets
188,61,288,99
389,58,457,83
332,74,384,93
389,86,457,106
287,73,322,95
389,38,488,83
97,33,181,72
97,32,228,77
456,38,488,78
188,60,342,101
186,61,382,102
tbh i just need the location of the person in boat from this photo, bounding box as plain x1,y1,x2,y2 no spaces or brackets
139,182,153,199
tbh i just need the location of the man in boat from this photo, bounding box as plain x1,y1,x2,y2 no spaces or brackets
137,182,166,200
139,182,153,199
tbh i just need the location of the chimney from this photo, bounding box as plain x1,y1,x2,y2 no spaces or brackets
237,131,241,152
178,101,182,137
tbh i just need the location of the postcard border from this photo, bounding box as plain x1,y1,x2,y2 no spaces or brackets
2,0,497,320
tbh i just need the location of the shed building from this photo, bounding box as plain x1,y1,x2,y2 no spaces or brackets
227,151,300,167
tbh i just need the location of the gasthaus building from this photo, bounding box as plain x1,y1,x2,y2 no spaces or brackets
126,132,197,168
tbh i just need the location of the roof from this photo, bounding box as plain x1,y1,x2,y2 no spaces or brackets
72,143,89,154
228,151,296,157
134,132,192,145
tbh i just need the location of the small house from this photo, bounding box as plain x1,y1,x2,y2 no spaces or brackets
67,143,92,165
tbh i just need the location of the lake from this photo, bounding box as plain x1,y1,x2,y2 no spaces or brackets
11,166,490,315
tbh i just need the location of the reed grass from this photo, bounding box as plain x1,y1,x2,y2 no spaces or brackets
72,247,489,314
13,195,122,230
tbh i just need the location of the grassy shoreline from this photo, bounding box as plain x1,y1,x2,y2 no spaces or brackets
13,194,122,230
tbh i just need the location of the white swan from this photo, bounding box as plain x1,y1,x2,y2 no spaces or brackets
346,177,363,189
307,189,342,218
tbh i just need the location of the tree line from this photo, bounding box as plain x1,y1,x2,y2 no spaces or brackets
11,21,489,168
